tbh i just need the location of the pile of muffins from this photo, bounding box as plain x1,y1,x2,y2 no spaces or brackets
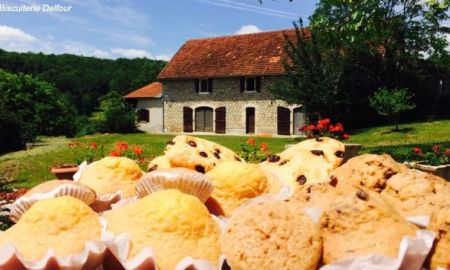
1,135,449,270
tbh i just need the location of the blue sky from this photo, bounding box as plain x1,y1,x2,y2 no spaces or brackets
0,0,319,60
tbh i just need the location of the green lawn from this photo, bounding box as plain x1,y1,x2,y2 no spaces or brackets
1,119,449,189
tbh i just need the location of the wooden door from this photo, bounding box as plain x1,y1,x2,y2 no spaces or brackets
215,107,226,134
246,107,255,134
183,107,193,132
277,106,290,135
293,107,305,135
195,107,213,132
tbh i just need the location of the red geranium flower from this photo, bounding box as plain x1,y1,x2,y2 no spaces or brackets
247,137,255,146
445,149,450,156
412,147,422,154
109,150,121,157
133,145,144,155
260,143,268,151
318,118,330,127
432,144,441,153
116,141,128,151
343,133,350,140
90,142,98,149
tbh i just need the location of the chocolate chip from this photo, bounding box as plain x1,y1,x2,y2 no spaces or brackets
315,137,323,142
335,151,345,158
195,165,205,173
356,189,368,201
234,156,242,162
336,209,342,214
306,186,312,193
268,155,280,162
296,175,307,185
221,260,231,270
187,140,197,147
279,160,288,166
373,181,386,191
199,151,208,158
213,151,221,159
148,164,158,172
215,148,221,154
311,150,324,156
166,140,175,145
329,176,338,187
383,169,396,179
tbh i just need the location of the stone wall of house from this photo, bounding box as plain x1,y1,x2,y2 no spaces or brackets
162,76,304,135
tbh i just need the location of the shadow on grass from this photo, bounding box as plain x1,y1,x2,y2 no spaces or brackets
381,127,415,134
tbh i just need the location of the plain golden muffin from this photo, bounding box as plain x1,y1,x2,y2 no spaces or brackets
427,204,450,269
104,189,221,270
206,161,277,217
78,156,143,198
0,196,101,261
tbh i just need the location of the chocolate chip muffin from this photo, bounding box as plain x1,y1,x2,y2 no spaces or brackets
164,135,243,173
147,155,172,172
290,182,342,211
320,189,416,263
427,204,450,270
381,169,450,218
222,199,322,270
333,154,408,193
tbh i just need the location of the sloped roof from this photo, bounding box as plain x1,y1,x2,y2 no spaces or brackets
124,82,162,99
158,29,300,79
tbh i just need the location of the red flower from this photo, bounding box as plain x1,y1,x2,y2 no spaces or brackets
432,144,441,153
116,141,128,151
318,118,330,127
412,147,422,154
445,149,450,156
260,143,268,151
109,150,121,157
90,142,98,149
133,145,144,155
343,133,350,140
247,137,255,146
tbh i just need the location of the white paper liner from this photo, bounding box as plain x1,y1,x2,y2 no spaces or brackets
0,218,108,270
9,183,96,222
136,168,214,203
73,161,87,182
103,215,223,270
319,230,436,270
406,216,430,228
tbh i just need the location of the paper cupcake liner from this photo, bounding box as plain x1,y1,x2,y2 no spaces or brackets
136,168,213,203
0,218,107,270
90,191,125,213
9,183,96,222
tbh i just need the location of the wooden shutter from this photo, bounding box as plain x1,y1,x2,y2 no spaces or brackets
195,79,199,93
183,107,193,132
215,107,226,134
277,107,291,135
208,78,213,93
256,77,261,92
240,77,245,92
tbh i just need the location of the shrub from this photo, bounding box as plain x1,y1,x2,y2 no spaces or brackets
99,91,136,133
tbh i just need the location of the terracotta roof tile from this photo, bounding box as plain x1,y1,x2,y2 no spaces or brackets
124,82,162,99
157,29,303,79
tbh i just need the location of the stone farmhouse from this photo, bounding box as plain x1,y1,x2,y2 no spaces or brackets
126,29,306,135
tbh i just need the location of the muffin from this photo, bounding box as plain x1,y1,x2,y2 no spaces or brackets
78,156,143,199
147,155,172,172
104,189,221,270
206,161,276,217
320,189,416,263
427,204,450,269
10,180,96,222
222,199,322,270
136,168,213,203
381,169,450,218
164,135,243,173
0,196,102,261
333,154,408,193
290,182,343,211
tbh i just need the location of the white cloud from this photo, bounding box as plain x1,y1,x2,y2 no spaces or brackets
0,25,37,43
111,48,152,58
235,25,262,35
155,54,171,61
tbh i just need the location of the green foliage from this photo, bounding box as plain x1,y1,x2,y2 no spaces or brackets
369,87,416,130
269,19,348,120
99,91,136,133
0,69,77,153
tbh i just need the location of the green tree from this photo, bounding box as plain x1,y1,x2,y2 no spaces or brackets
0,69,77,153
269,19,348,121
99,91,136,133
369,87,416,131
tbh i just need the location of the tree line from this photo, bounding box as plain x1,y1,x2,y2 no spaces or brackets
0,50,166,153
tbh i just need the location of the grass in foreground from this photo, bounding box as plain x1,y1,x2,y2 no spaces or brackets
1,119,449,189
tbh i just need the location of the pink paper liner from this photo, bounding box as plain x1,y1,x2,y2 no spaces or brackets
0,218,108,270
